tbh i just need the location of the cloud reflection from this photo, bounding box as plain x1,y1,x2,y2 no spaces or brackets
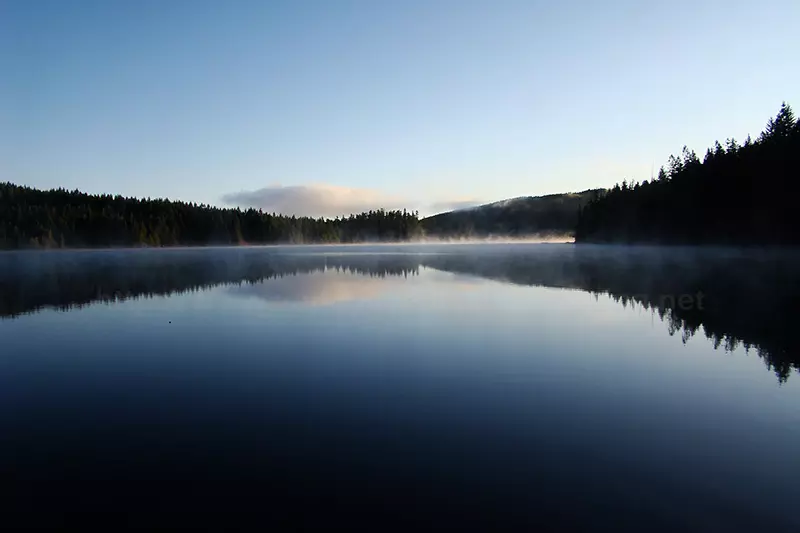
227,269,408,305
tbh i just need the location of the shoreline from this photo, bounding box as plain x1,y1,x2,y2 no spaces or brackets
0,238,577,252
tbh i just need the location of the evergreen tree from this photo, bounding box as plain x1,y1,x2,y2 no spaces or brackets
0,183,425,249
760,102,796,140
575,101,799,246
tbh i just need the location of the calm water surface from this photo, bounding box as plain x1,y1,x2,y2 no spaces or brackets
2,244,799,531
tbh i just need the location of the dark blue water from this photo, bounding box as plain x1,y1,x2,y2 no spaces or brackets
2,244,799,531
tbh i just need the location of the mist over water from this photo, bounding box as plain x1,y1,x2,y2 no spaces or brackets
2,244,799,531
406,233,575,244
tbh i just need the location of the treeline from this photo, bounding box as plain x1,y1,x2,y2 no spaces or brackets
0,183,423,248
575,102,800,245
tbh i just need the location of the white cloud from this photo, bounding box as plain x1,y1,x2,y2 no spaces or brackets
222,183,485,218
221,184,409,218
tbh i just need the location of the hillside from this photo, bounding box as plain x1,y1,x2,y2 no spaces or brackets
421,190,603,239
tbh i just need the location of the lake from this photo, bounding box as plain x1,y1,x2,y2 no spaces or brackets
2,244,799,531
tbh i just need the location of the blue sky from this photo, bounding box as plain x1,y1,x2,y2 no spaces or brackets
2,0,799,216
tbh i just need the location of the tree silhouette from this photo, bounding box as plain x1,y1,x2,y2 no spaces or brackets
0,184,423,249
575,102,800,245
760,102,796,141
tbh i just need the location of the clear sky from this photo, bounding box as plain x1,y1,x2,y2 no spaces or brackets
2,0,799,216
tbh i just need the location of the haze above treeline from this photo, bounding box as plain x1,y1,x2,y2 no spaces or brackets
1,102,798,249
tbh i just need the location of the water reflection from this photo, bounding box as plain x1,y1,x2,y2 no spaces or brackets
2,245,798,381
228,268,418,305
0,249,422,315
416,246,800,382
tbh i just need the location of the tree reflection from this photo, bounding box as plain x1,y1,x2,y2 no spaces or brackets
2,246,797,381
0,249,420,318
416,246,800,383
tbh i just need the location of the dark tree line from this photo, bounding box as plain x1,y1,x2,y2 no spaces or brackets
0,183,423,248
575,102,800,245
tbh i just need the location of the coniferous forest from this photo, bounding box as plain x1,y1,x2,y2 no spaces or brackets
575,102,800,245
0,184,423,248
0,183,591,248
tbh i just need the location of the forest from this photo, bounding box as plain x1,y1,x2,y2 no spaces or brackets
0,183,423,248
575,102,800,245
0,182,597,248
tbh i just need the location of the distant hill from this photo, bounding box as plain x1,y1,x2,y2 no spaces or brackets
421,189,603,239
